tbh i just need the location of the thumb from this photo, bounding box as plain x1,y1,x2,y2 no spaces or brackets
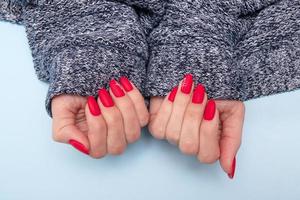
216,100,245,179
53,125,90,155
52,96,90,155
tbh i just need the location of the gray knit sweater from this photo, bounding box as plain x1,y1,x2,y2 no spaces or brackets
1,0,299,116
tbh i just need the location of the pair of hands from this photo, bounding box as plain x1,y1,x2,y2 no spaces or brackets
52,75,245,179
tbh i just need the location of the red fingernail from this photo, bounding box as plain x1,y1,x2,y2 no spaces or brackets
181,74,193,94
98,88,114,107
119,76,133,92
69,139,89,155
110,79,125,97
168,86,179,102
203,99,216,120
228,157,236,179
87,96,101,116
192,84,206,104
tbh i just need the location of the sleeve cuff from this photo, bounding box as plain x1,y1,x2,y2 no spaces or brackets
46,45,146,116
145,44,243,101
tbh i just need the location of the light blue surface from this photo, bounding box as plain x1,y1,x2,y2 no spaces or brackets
1,22,300,200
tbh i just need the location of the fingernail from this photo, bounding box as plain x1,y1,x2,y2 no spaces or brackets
69,139,89,155
110,79,125,97
98,88,114,107
192,84,206,104
203,99,216,120
181,74,193,94
87,96,101,116
168,86,179,102
228,157,236,179
119,76,133,92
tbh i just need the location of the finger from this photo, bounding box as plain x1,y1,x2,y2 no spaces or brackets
197,99,221,164
216,100,245,179
85,96,107,158
148,87,178,140
119,76,149,127
166,74,194,145
98,88,127,155
52,106,90,155
109,79,141,143
179,84,207,155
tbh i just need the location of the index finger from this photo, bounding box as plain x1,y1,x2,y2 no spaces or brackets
216,100,245,179
119,76,149,127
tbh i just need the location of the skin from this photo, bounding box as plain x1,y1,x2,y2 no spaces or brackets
51,79,149,158
148,78,245,175
51,77,245,176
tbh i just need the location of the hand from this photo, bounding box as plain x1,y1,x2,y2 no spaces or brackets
148,74,245,178
51,77,149,158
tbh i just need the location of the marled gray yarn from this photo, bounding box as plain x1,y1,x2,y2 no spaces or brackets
145,0,300,101
1,0,300,116
1,0,149,116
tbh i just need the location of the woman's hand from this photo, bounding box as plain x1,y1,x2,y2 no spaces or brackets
51,77,149,158
148,74,245,178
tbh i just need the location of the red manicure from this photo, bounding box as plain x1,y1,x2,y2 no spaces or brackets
228,157,236,179
110,79,125,97
69,139,89,155
168,86,179,102
203,99,216,120
87,96,101,116
98,88,114,107
119,76,133,92
181,74,193,94
192,84,206,104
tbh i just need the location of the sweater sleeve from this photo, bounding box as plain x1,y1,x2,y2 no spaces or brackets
0,0,24,24
145,0,279,100
115,0,167,36
235,0,300,101
19,0,148,116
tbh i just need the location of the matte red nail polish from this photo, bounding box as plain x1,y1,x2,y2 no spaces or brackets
69,139,89,155
203,99,216,120
87,96,101,116
110,79,125,97
119,76,133,92
192,84,206,104
98,88,114,107
168,86,179,102
228,157,236,179
181,74,193,94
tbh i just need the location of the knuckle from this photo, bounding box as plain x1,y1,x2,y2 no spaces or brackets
52,132,63,142
148,122,165,140
126,129,141,143
198,151,220,164
166,130,180,145
139,113,150,127
90,151,106,159
109,143,126,155
180,141,198,155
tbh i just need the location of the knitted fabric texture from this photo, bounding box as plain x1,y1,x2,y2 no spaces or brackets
1,0,300,115
145,0,300,101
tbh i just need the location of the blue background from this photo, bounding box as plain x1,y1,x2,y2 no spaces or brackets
1,22,300,200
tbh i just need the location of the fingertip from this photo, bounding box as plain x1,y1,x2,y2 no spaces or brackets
119,76,134,92
220,156,236,179
69,139,90,155
87,96,101,116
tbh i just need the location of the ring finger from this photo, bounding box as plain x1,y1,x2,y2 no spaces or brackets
98,88,127,155
197,99,221,164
